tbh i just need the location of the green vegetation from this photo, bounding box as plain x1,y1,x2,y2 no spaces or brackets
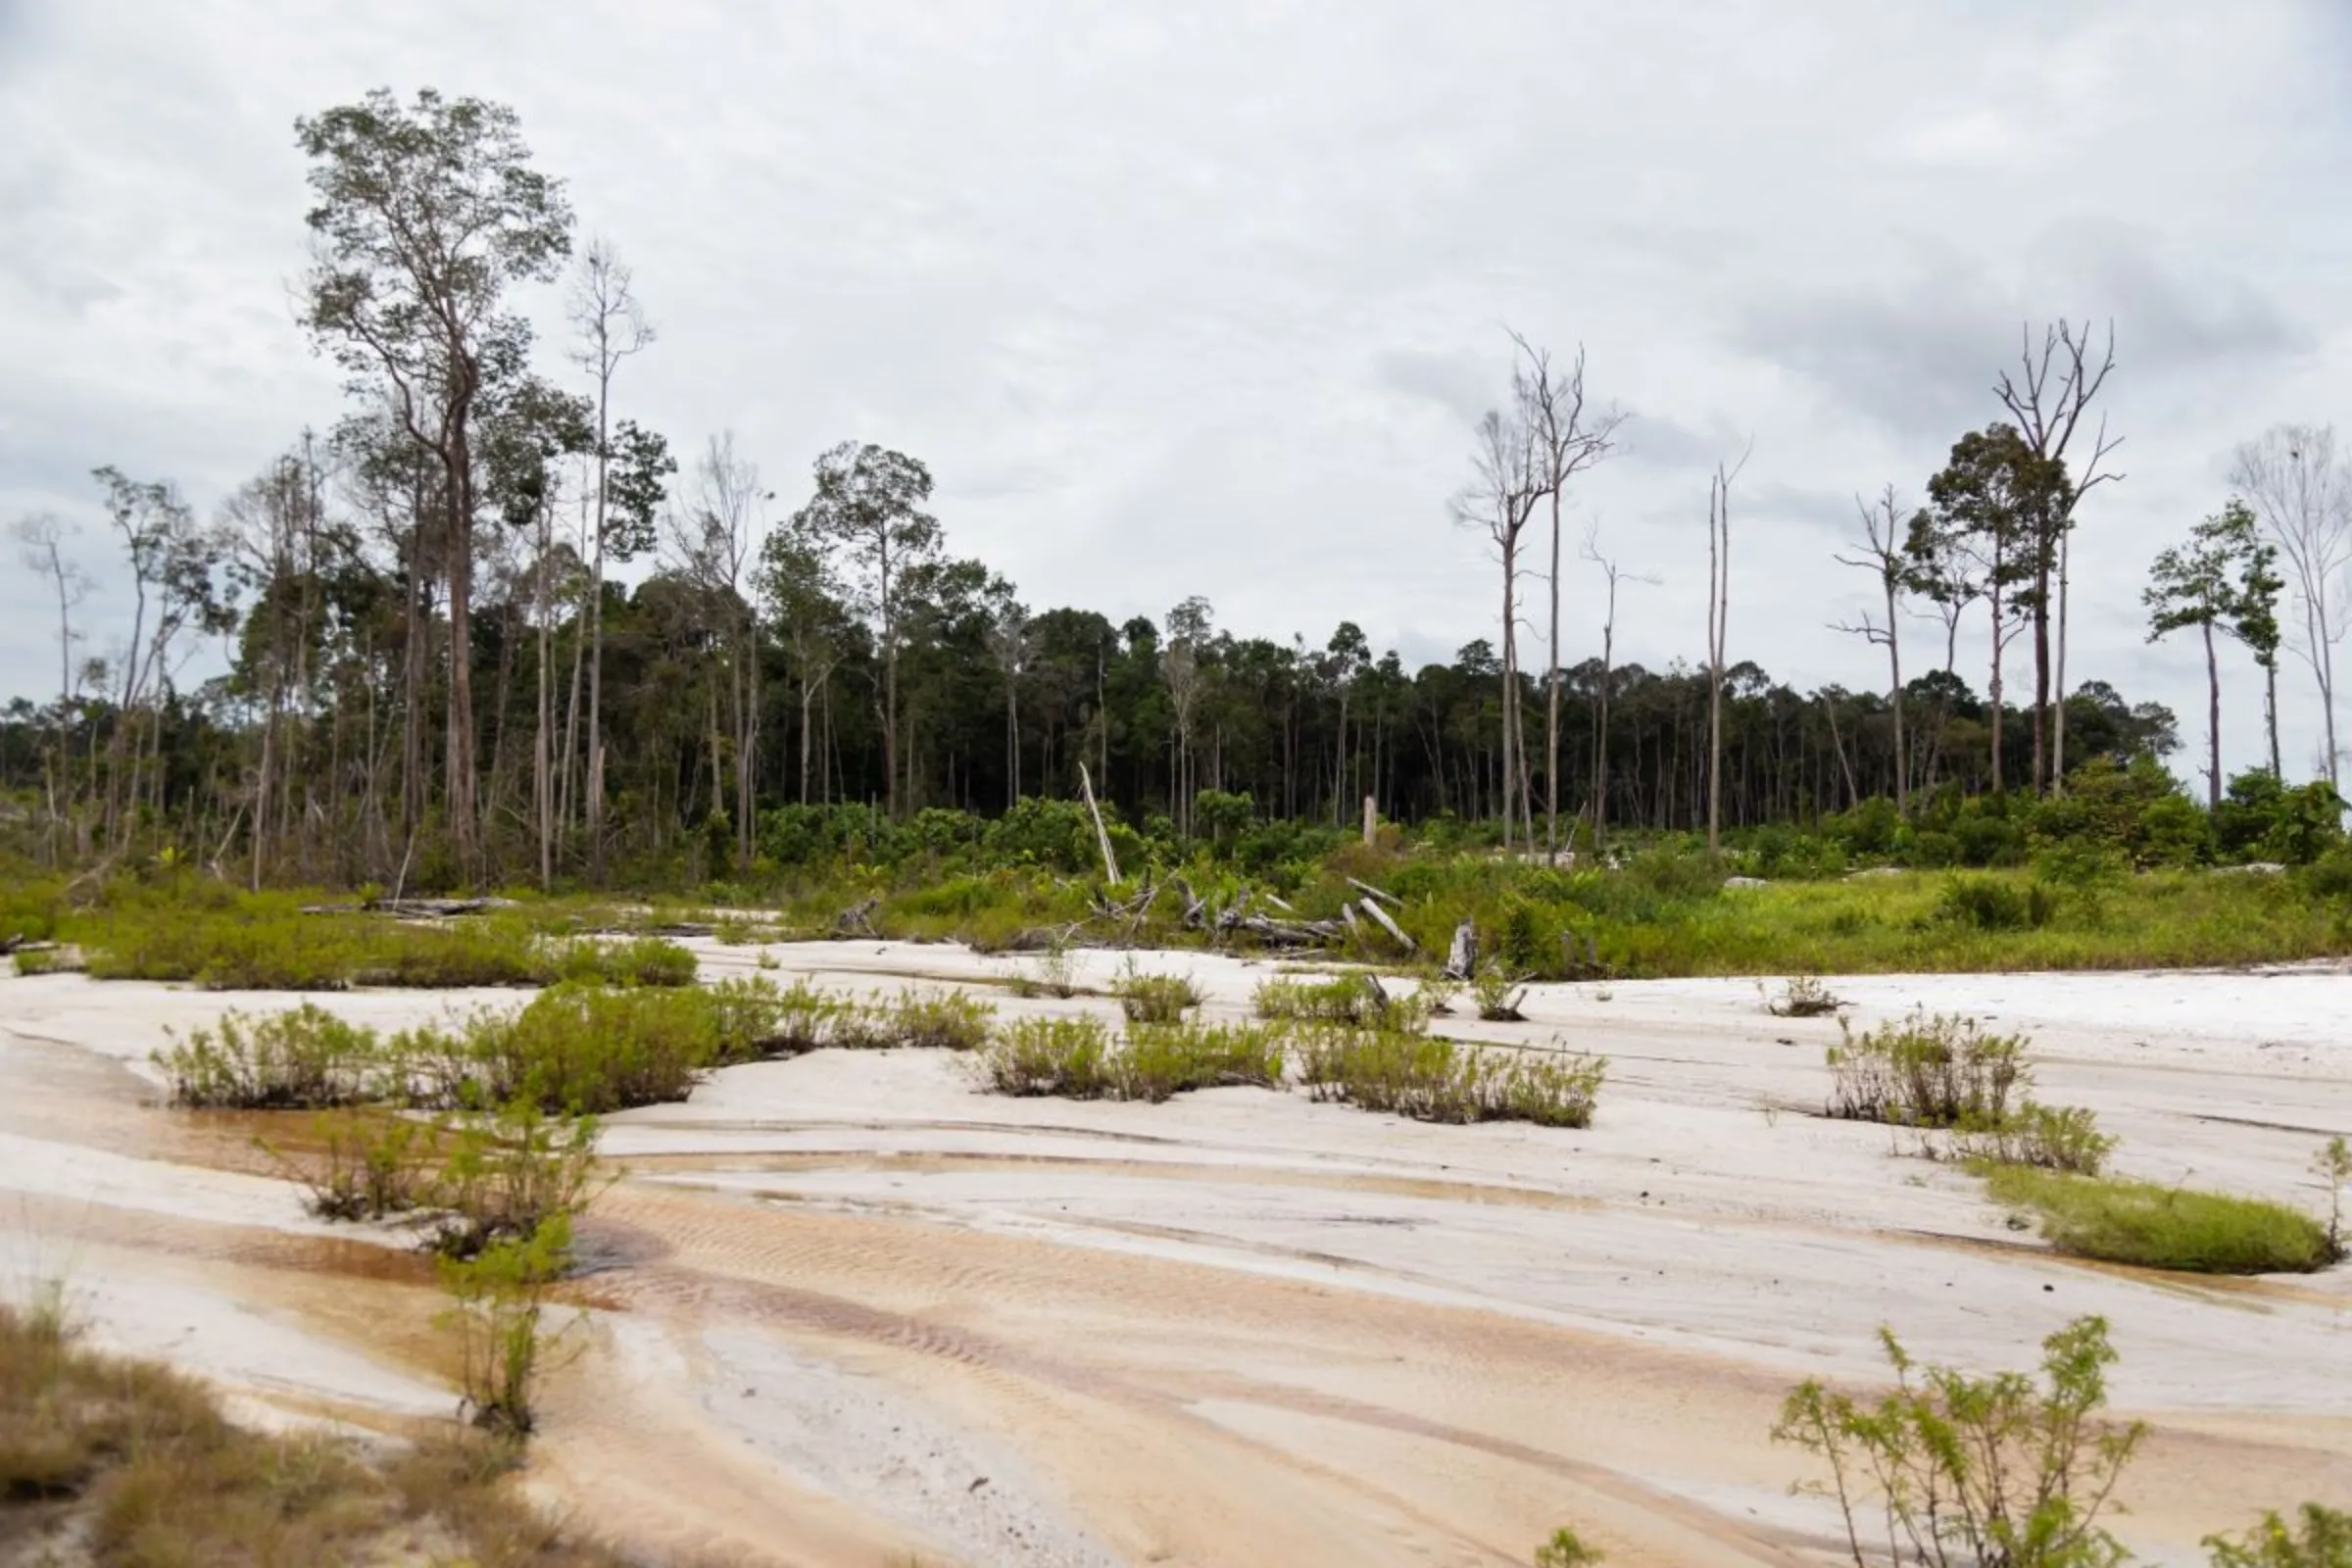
1112,962,1204,1023
160,1003,388,1109
1470,962,1529,1021
1254,971,1392,1024
1827,1011,2029,1128
1297,1027,1605,1128
0,1298,636,1565
2206,1505,2352,1568
976,1016,1283,1102
1952,1102,2117,1177
1774,1315,2145,1568
1533,1526,1603,1566
440,1215,577,1439
1984,1166,2339,1275
1765,974,1841,1017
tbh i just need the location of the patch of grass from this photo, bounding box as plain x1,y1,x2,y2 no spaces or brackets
0,1298,636,1565
1253,971,1412,1026
1112,962,1204,1023
157,1003,387,1109
548,933,697,987
1937,873,2060,932
885,987,997,1051
1297,1028,1605,1128
1826,1010,2028,1128
1983,1166,2338,1275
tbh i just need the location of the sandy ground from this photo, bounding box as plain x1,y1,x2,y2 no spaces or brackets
2,941,2348,1566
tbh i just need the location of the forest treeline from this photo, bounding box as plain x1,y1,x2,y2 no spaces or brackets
6,86,2349,892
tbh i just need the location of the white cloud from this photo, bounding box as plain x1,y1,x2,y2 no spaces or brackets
2,0,2349,781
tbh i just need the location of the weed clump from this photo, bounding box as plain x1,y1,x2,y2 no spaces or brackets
1298,1028,1604,1128
1953,1102,2116,1176
1470,963,1528,1022
1113,962,1204,1023
1764,974,1841,1017
1534,1527,1603,1567
158,1004,386,1109
1938,873,2059,932
980,1015,1112,1097
1114,1022,1285,1101
885,987,996,1051
1826,1010,2027,1128
2206,1504,2352,1567
1983,1167,2337,1275
419,983,722,1115
1773,1314,2144,1568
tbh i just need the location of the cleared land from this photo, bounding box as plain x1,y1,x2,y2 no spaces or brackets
3,941,2348,1566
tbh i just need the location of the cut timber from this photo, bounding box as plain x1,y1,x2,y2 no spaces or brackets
1077,762,1121,885
1362,794,1377,846
1346,878,1403,909
1358,897,1417,955
1443,917,1478,981
352,897,521,918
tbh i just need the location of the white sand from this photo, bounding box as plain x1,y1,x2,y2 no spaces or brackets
4,947,2348,1565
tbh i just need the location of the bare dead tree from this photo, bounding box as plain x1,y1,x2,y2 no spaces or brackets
986,603,1034,808
13,513,91,853
1704,443,1753,856
1994,319,2123,796
2231,425,2352,789
1833,485,1911,809
1582,518,1656,854
668,432,768,873
568,238,658,880
1510,331,1627,863
1450,407,1544,852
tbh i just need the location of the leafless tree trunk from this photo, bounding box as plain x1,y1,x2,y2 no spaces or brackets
1581,520,1653,854
1995,319,2122,796
1450,407,1544,851
988,606,1032,808
1704,445,1751,855
671,432,766,875
13,514,90,857
1510,333,1625,861
1833,485,1910,809
2232,425,2352,788
569,239,656,882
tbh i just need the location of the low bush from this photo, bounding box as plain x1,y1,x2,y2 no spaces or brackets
1254,972,1385,1024
1113,963,1204,1024
440,1214,575,1439
1113,1021,1286,1102
0,1298,639,1564
1764,974,1841,1018
978,1015,1112,1098
271,1109,445,1221
1952,1101,2116,1176
547,934,697,988
1938,874,2058,932
2206,1504,2352,1568
418,982,722,1115
425,1102,606,1259
887,987,996,1051
157,1004,387,1109
1534,1526,1603,1566
1298,1028,1605,1128
1826,1010,2028,1128
1470,964,1528,1022
1773,1314,2144,1568
1984,1166,2338,1275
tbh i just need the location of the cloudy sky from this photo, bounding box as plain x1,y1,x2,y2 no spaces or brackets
3,1,2348,780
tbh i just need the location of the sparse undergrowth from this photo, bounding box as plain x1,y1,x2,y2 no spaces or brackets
1112,961,1204,1023
0,1297,641,1566
1983,1165,2339,1275
1297,1026,1604,1127
1765,974,1841,1017
1824,1009,2113,1175
977,1015,1283,1102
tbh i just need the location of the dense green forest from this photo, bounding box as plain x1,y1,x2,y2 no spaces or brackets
4,86,2346,893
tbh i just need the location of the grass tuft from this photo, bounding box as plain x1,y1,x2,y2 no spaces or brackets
1983,1166,2338,1275
1826,1010,2028,1128
1297,1028,1604,1128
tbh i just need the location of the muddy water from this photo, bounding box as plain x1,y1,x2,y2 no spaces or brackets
4,955,2351,1565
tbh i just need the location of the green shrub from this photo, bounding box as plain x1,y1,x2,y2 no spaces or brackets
1471,963,1529,1022
1298,1028,1604,1128
979,1015,1112,1098
548,934,697,988
1953,1102,2115,1176
439,1214,574,1439
1826,1011,2029,1128
1253,972,1404,1026
425,1101,605,1259
417,983,722,1116
1773,1314,2144,1568
885,987,996,1051
2206,1504,2352,1567
1113,964,1203,1024
156,1004,387,1109
1534,1526,1603,1567
270,1109,444,1221
1113,1022,1285,1102
1984,1167,2337,1275
1938,874,2057,932
1905,829,1961,869
1764,975,1840,1018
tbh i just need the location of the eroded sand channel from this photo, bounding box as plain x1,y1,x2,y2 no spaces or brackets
4,944,2348,1565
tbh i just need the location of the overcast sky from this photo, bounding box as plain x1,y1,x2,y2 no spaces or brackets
4,2,2348,781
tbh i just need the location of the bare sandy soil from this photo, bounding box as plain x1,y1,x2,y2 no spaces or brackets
2,942,2347,1566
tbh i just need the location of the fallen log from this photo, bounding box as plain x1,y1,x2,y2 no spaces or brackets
833,897,880,938
1346,877,1403,910
1357,898,1416,955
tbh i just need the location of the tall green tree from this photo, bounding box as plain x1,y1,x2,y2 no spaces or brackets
295,87,574,875
1918,424,2066,791
791,443,939,815
2145,502,2262,809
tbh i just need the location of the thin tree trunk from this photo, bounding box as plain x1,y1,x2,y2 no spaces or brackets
1545,492,1562,861
2203,617,2222,813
